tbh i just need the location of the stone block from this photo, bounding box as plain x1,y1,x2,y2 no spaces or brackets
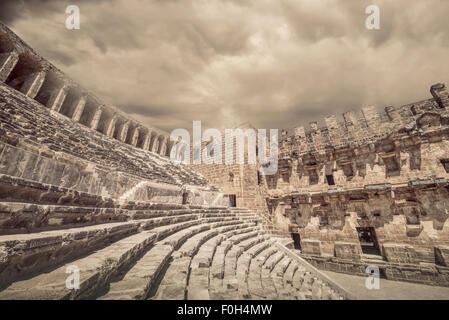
382,243,418,264
435,245,449,266
334,241,362,260
301,239,322,256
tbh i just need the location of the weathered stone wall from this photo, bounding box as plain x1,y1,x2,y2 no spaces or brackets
0,22,173,158
258,83,449,285
187,81,449,284
0,21,227,207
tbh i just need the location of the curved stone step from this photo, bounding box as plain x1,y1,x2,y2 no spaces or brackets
98,220,254,300
270,257,292,299
247,246,277,299
187,224,259,300
260,252,286,299
0,231,157,299
235,240,274,299
216,235,267,299
0,220,142,287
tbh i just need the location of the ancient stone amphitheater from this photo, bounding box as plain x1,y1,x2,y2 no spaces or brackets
0,19,448,301
0,22,352,300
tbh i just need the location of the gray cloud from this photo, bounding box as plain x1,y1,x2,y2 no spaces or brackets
2,0,449,134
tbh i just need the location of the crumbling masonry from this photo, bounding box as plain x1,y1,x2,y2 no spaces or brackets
0,20,447,300
193,80,449,287
0,22,350,300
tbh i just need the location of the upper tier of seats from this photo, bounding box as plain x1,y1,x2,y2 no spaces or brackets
0,83,209,190
0,200,351,300
0,22,173,158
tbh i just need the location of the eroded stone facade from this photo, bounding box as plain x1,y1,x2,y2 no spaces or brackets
196,83,449,285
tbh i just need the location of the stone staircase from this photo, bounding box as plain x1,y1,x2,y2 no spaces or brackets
0,197,352,299
0,64,353,300
230,207,289,238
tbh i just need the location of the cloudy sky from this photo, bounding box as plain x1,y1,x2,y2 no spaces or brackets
1,0,449,133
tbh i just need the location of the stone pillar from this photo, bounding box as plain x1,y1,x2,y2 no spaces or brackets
159,137,167,155
20,71,46,99
71,95,87,122
142,133,152,150
119,121,130,142
105,115,117,137
90,106,103,130
431,83,449,109
48,85,68,112
151,135,160,153
131,126,140,146
0,51,19,82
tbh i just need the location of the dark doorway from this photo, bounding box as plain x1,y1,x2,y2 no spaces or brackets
356,227,381,255
229,194,236,207
326,174,335,185
291,233,302,250
182,192,189,205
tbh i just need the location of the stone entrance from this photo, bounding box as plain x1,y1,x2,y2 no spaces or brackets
356,227,381,256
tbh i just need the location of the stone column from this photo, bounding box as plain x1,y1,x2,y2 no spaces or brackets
142,133,152,150
159,137,167,156
90,106,103,130
131,126,140,146
0,51,19,82
105,115,117,137
48,85,68,112
20,71,46,99
71,95,87,122
151,135,160,153
119,121,130,142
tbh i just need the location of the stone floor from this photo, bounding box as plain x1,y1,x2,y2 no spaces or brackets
323,270,449,300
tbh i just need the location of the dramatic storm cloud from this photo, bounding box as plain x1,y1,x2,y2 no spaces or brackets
1,0,449,133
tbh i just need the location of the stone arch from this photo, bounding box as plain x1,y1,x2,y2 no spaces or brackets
96,108,114,135
125,122,137,145
5,53,42,91
79,97,100,127
59,86,83,118
34,70,64,107
113,117,126,140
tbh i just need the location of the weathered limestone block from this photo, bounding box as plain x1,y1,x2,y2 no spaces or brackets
334,242,362,260
405,224,424,237
324,115,344,146
301,239,322,256
362,106,381,128
430,83,449,108
382,243,418,264
435,245,449,266
0,51,19,82
385,105,404,128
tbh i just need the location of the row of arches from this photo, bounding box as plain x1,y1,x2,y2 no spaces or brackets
0,31,173,157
